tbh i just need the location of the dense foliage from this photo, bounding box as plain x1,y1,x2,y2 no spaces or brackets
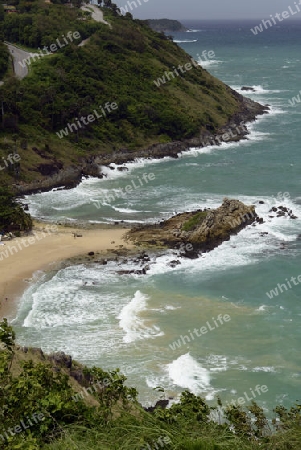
0,0,239,150
0,185,32,231
0,320,301,449
0,41,9,78
1,0,98,48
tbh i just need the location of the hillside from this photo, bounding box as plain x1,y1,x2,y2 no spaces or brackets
0,319,301,449
0,0,266,197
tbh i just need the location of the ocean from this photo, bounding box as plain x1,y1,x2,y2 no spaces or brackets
12,20,301,412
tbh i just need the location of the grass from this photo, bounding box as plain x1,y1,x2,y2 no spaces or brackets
182,212,207,232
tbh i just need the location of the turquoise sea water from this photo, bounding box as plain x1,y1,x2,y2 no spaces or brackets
12,21,301,411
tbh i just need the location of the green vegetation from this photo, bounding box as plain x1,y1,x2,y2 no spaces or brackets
0,41,9,78
1,319,301,449
0,185,32,231
182,211,207,232
146,19,187,32
0,0,240,192
1,1,98,48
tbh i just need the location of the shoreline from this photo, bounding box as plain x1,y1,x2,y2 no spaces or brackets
0,221,133,321
13,97,269,196
2,97,270,321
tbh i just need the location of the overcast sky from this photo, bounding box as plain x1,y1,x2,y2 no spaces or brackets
116,0,301,21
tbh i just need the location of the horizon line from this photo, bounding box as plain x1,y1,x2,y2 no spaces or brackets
141,17,301,22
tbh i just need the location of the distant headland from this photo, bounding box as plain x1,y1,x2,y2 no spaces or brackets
146,19,187,33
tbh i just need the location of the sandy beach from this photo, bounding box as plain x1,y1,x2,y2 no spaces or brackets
0,222,132,320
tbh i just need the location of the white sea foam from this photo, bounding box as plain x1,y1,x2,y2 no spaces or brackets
118,290,163,343
138,192,301,281
206,355,228,373
231,84,285,95
22,266,124,329
198,59,222,68
110,206,140,214
177,121,271,160
173,39,198,43
167,353,214,398
256,305,268,312
252,367,276,373
97,157,172,181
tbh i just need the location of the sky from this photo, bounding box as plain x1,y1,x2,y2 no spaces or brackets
115,0,301,21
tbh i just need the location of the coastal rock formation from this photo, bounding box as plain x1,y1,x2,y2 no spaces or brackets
127,199,257,256
241,86,256,92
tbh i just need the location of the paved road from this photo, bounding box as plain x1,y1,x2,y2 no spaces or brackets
3,12,107,82
78,37,90,47
81,4,110,26
4,42,33,79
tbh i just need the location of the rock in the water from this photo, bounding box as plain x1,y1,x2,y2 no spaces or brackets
127,198,257,255
168,260,181,268
241,86,256,92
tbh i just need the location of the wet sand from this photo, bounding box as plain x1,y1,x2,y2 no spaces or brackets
0,222,132,320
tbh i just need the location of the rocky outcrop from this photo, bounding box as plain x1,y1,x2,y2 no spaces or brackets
48,351,72,369
188,198,257,251
241,86,256,92
127,199,258,256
